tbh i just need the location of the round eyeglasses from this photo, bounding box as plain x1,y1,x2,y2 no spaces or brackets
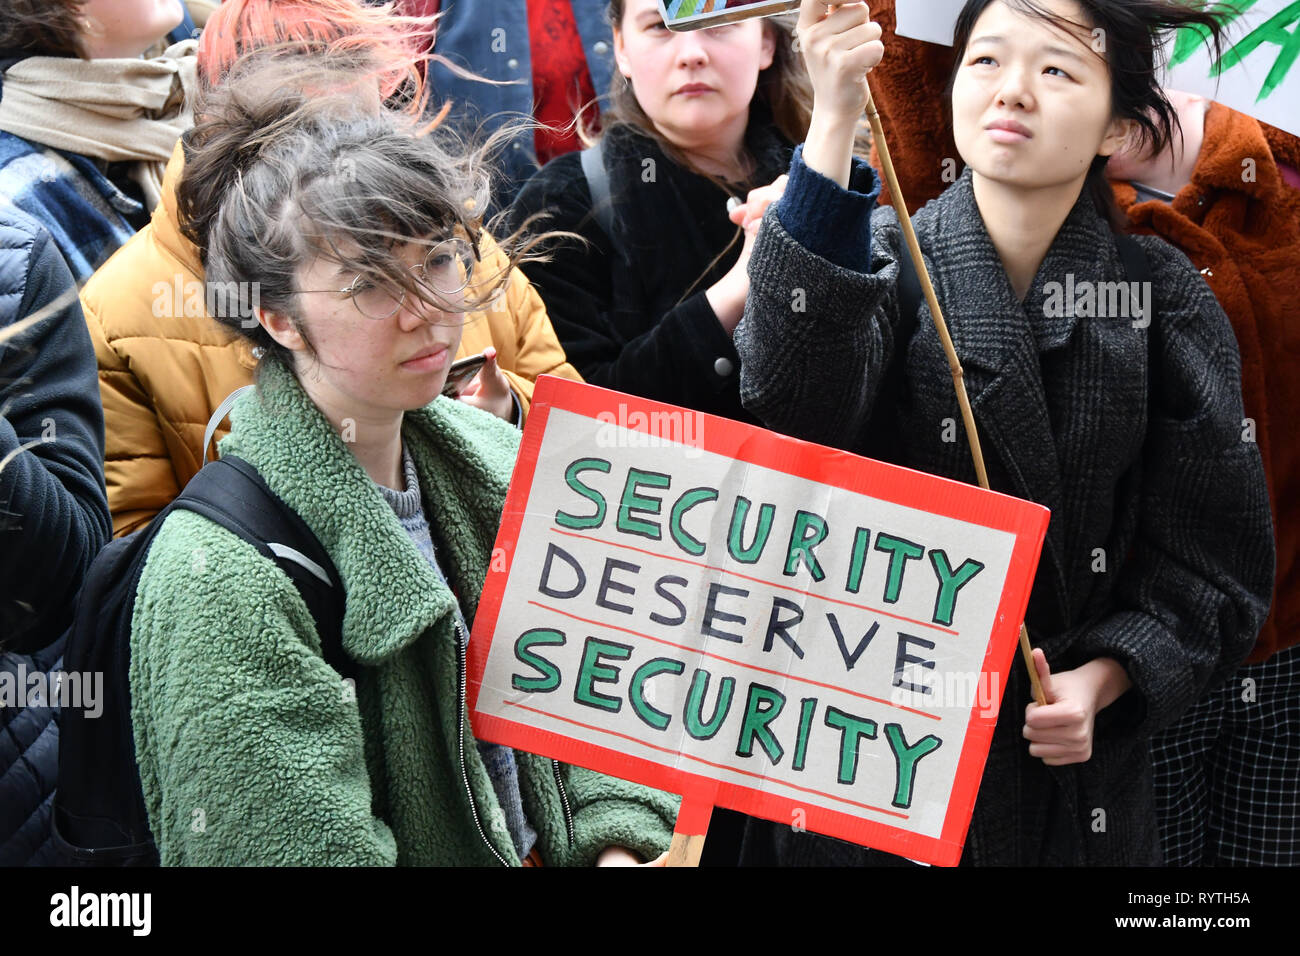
315,237,477,319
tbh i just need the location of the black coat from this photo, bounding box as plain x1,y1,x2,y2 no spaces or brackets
735,160,1274,866
0,209,108,866
507,121,793,423
0,207,110,652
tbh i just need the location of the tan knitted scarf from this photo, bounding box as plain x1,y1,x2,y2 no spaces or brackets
0,40,198,211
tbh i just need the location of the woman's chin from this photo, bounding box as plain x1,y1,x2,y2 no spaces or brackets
655,108,743,147
420,382,450,409
392,378,449,412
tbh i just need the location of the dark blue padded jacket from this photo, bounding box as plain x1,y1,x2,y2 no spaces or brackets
0,207,111,865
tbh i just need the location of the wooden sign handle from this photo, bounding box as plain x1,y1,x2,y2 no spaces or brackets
665,795,715,867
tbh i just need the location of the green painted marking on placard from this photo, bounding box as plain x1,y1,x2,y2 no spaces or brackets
884,723,943,810
1171,1,1300,103
684,669,735,740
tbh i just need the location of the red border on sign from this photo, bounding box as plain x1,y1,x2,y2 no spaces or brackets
469,376,1049,867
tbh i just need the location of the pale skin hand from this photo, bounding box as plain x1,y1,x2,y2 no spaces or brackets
457,346,517,422
1023,648,1133,765
596,847,669,866
705,174,789,333
796,0,884,187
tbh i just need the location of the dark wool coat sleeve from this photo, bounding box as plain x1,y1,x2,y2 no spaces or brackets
0,211,111,653
737,175,907,448
507,151,743,414
1061,235,1273,736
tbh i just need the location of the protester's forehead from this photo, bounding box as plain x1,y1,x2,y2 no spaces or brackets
970,0,1101,58
626,0,663,23
301,235,365,278
299,229,450,279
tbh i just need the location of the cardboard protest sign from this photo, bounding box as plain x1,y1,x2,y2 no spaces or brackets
468,377,1049,866
895,0,1300,137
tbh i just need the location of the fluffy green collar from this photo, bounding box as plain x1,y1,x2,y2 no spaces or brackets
219,359,520,664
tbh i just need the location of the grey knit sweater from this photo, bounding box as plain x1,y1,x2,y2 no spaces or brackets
377,445,538,860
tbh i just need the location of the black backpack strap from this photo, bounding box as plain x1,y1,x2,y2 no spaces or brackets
897,243,923,325
50,456,351,866
175,457,354,680
51,500,188,864
580,141,617,248
1115,233,1151,285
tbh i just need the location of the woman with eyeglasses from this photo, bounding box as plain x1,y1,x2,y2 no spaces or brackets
125,58,677,866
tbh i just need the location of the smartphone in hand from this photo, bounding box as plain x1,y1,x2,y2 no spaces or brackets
441,352,488,398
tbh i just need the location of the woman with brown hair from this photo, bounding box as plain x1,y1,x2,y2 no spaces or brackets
507,0,838,423
122,60,676,864
509,1,843,863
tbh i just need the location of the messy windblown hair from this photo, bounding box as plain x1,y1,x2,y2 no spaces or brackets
182,55,536,371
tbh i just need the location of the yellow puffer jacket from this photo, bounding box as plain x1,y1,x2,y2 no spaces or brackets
82,142,582,536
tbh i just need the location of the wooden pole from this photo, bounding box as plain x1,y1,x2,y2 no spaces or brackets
665,830,708,867
665,793,714,867
862,85,1047,707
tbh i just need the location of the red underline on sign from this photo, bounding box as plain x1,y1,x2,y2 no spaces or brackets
504,700,911,821
550,527,960,638
529,600,941,722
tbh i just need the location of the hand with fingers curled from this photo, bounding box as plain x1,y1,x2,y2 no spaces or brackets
456,346,517,423
1022,648,1133,766
797,0,885,125
728,174,790,237
707,174,791,334
796,0,884,186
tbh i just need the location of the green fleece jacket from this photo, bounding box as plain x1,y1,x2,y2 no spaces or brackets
130,360,678,865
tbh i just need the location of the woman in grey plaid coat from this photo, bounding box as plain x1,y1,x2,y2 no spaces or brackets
731,0,1275,865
